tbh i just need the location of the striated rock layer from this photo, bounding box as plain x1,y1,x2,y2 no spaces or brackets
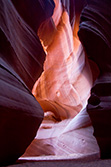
1,0,111,164
78,0,111,158
32,0,92,120
29,0,99,159
0,0,54,165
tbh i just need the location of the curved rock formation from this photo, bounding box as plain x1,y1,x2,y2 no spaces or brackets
32,0,92,120
1,0,111,164
0,0,54,165
78,0,111,158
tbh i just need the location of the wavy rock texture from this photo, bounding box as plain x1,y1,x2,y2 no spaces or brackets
0,0,55,91
78,0,111,158
1,0,111,165
24,0,99,158
32,0,92,120
0,58,44,165
0,0,54,165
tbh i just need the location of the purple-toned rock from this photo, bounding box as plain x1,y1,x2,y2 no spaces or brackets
78,0,111,159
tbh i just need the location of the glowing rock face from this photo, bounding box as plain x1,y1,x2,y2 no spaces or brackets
25,0,99,159
1,0,111,165
32,0,93,120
